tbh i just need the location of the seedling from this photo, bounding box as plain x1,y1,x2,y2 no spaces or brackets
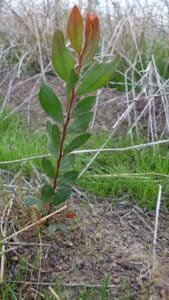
25,6,114,218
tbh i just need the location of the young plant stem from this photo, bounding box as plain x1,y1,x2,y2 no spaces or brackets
52,54,84,191
52,89,75,190
77,41,88,73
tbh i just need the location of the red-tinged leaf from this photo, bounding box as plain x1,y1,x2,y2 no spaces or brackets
83,14,100,63
52,30,74,81
65,212,76,219
45,203,51,214
77,62,115,95
67,5,83,53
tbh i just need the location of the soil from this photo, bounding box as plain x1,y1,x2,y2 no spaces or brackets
0,71,169,299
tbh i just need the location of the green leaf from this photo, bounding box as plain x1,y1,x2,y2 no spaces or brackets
47,139,59,157
39,82,64,123
64,133,91,154
68,112,93,133
41,184,55,203
48,224,57,234
59,170,78,186
52,30,74,81
51,124,61,152
24,196,46,214
53,186,72,206
42,157,55,178
48,223,66,234
46,121,52,136
67,69,78,96
60,154,75,170
72,96,96,118
66,69,78,110
77,62,115,95
47,123,61,157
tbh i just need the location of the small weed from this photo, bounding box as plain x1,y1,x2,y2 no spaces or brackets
119,276,131,300
0,282,18,300
101,273,111,300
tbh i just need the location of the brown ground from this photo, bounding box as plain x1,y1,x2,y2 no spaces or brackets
0,72,169,299
0,176,168,299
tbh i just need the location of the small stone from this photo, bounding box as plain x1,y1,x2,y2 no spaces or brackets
65,241,73,247
11,255,19,262
112,277,120,284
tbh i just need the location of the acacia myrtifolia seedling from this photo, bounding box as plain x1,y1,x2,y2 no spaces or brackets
25,6,114,215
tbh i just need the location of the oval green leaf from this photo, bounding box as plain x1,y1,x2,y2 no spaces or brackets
51,124,61,152
67,69,78,95
48,223,66,234
46,121,52,136
72,96,96,118
52,30,74,82
24,196,46,214
59,170,78,186
68,112,93,133
47,139,59,157
77,62,115,95
60,154,75,170
64,133,91,154
53,185,72,206
41,184,55,203
66,69,78,110
47,123,61,157
42,157,55,179
39,82,64,123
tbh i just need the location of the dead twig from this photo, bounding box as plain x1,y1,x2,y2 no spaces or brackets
48,286,62,300
149,185,162,300
8,280,120,288
0,199,13,283
35,232,43,300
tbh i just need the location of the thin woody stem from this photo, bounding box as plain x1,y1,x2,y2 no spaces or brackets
53,88,75,190
52,51,85,191
77,40,88,73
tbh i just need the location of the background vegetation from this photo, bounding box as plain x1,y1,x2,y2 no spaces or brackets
0,1,169,298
